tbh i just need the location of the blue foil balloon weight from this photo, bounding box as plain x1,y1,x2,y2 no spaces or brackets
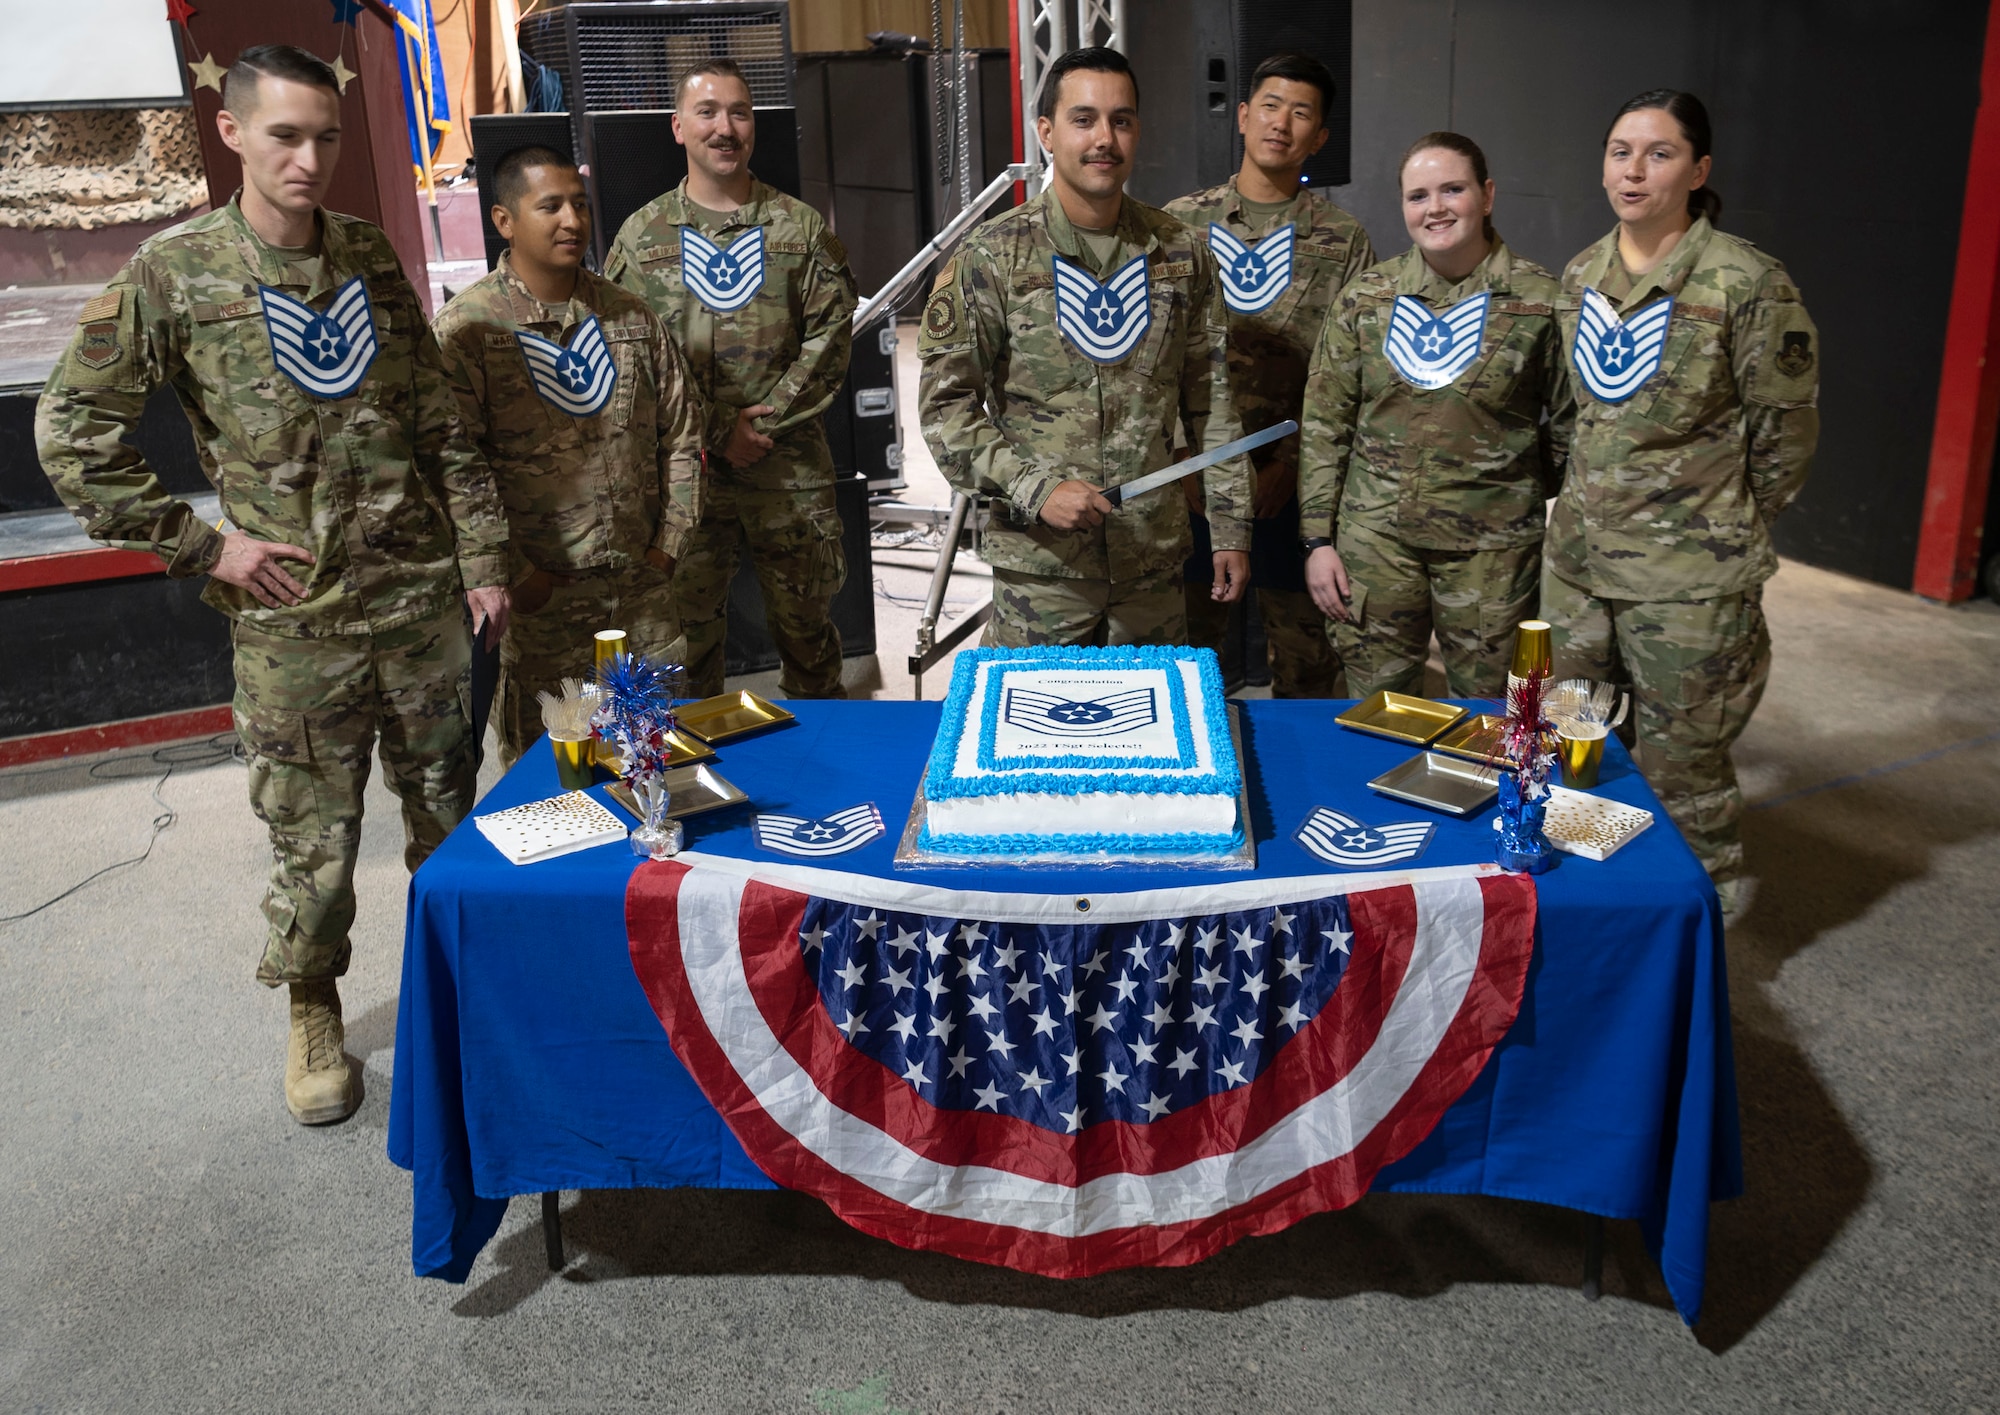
1496,769,1558,874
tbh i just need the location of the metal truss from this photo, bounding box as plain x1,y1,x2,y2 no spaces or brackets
1016,0,1126,193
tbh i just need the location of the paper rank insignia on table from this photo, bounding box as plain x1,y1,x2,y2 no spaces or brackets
1572,287,1675,403
258,276,378,399
1001,686,1158,737
1052,253,1151,363
1384,291,1491,390
680,225,766,312
1208,223,1294,314
515,314,619,417
1295,806,1436,868
752,803,884,857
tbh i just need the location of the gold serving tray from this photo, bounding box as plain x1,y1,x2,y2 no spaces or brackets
1368,751,1499,816
674,690,797,744
605,763,750,823
1431,713,1509,764
1336,691,1466,746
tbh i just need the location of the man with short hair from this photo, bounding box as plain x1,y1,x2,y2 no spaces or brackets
35,44,510,1125
604,58,858,700
434,145,703,764
918,46,1251,648
1165,51,1374,696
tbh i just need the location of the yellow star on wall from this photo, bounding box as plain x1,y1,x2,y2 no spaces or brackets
330,56,356,95
188,52,226,93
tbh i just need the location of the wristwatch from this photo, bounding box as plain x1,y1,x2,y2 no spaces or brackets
1300,536,1334,553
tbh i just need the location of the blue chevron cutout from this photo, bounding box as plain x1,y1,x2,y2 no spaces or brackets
259,277,378,400
1572,287,1675,404
1000,685,1158,738
515,314,619,417
1383,292,1492,390
1208,222,1294,315
680,225,766,312
753,802,885,858
1053,253,1151,364
1295,807,1436,869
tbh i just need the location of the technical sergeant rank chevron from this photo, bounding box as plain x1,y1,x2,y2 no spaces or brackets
680,225,766,312
1383,291,1491,390
258,277,378,399
1208,223,1294,315
1052,253,1151,364
515,314,619,417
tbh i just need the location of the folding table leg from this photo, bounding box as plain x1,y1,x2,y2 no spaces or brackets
1581,1213,1604,1301
542,1191,564,1271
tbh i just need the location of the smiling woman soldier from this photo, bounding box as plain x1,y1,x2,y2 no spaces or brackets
1299,131,1569,699
1540,90,1820,918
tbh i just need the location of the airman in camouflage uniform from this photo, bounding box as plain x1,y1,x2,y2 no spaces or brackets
1545,212,1817,891
604,63,856,701
1164,52,1375,697
1165,181,1372,694
34,46,508,1125
1299,236,1569,696
919,50,1251,646
435,252,702,765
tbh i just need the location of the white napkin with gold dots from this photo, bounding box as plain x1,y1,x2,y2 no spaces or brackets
474,791,628,865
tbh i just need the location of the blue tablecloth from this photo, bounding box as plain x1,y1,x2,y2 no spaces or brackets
389,699,1741,1323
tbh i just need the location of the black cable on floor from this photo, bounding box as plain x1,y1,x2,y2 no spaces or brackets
0,733,241,925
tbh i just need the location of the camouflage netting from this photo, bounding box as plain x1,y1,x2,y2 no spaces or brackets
0,107,206,230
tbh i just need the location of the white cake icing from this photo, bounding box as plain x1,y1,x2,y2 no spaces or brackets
919,645,1241,856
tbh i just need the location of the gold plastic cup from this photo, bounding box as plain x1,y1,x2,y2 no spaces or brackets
1559,722,1607,789
550,734,595,791
590,631,627,764
1511,620,1553,680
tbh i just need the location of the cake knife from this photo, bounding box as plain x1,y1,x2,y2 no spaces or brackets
1097,419,1299,509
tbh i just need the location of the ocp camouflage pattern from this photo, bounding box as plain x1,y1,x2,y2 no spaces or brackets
604,178,857,494
1299,238,1570,551
433,253,703,583
1547,215,1819,602
1163,178,1375,487
917,189,1251,584
35,197,510,637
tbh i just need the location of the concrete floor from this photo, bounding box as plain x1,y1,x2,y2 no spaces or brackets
4,344,1998,1409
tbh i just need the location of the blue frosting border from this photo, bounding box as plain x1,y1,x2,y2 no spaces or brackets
916,819,1246,857
976,651,1194,773
922,645,1241,802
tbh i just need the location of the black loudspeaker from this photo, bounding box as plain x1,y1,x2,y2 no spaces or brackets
581,108,801,265
1234,0,1352,188
722,472,878,676
1126,0,1352,205
467,113,577,271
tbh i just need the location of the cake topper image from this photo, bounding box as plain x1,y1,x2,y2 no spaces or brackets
1001,685,1158,737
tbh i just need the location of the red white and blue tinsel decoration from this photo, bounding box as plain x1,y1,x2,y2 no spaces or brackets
592,653,683,780
1492,666,1560,874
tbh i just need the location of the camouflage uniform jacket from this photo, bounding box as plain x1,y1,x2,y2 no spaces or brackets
433,253,703,582
603,178,857,493
1548,216,1820,600
1162,178,1375,486
917,189,1250,583
1298,237,1570,552
34,197,507,638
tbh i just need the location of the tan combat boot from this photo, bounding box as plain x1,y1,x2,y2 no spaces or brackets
286,979,359,1125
